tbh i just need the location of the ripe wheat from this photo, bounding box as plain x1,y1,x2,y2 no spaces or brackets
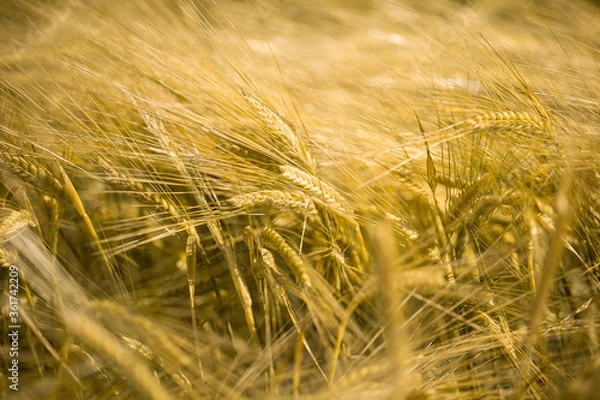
1,0,598,399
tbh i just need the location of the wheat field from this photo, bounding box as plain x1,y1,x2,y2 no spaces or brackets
1,0,599,399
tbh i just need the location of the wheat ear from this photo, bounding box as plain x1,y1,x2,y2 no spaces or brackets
229,190,320,220
0,150,64,193
280,165,350,214
462,110,548,131
261,226,312,288
255,248,327,384
0,209,35,243
242,89,317,171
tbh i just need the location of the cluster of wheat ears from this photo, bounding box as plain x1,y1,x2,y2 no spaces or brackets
1,0,599,399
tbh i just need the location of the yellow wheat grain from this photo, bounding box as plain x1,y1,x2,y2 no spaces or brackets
463,110,548,132
229,190,320,222
0,150,64,193
258,247,277,273
255,247,327,384
535,212,555,232
0,209,35,244
280,165,350,214
242,89,317,172
261,226,312,288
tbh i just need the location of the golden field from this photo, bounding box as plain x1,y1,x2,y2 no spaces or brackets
1,1,599,398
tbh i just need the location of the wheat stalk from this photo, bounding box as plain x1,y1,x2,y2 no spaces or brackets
1,1,598,398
